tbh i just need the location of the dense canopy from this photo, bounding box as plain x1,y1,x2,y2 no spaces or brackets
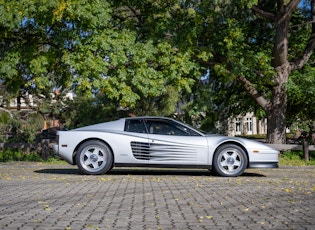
0,0,314,144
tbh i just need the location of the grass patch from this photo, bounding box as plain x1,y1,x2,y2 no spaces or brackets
279,150,315,166
0,149,65,163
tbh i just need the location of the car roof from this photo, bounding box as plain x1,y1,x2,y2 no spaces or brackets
73,116,203,135
126,116,172,119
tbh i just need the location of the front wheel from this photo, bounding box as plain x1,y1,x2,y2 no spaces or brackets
76,140,113,175
213,144,248,177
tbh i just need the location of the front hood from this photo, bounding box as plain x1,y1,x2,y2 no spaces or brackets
205,133,223,137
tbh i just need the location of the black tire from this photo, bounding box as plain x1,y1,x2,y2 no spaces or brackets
212,144,248,177
75,140,113,175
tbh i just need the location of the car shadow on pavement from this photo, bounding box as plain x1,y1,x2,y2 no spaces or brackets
34,168,79,175
34,168,266,177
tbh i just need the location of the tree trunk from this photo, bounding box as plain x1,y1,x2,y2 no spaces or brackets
17,95,21,111
266,70,288,144
302,140,310,161
266,2,291,144
251,0,314,143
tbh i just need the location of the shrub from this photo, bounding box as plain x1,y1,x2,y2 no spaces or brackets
279,150,315,166
0,149,42,162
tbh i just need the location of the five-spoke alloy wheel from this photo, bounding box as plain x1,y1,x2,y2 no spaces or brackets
76,140,113,175
213,144,248,177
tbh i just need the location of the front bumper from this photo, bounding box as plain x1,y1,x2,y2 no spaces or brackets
249,162,279,168
52,144,59,156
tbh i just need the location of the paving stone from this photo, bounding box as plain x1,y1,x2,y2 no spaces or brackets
0,163,315,229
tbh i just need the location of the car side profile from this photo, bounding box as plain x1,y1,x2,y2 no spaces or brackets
53,117,279,177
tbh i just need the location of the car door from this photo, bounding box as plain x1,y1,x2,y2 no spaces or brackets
144,118,209,166
122,118,150,164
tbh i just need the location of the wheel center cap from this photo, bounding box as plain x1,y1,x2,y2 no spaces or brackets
226,157,235,165
90,154,98,162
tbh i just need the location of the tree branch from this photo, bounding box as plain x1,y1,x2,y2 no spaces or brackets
286,0,301,15
290,0,315,70
127,6,143,24
236,76,270,111
252,5,275,20
290,34,315,70
253,0,300,20
196,54,270,111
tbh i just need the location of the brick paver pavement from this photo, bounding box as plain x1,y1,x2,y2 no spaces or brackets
0,162,314,230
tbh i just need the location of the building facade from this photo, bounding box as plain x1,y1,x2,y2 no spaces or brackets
227,112,268,136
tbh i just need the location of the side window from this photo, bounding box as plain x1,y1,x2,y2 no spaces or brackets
146,120,173,135
145,119,195,136
124,119,146,133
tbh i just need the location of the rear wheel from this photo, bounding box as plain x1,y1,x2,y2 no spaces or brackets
76,140,113,175
213,144,248,177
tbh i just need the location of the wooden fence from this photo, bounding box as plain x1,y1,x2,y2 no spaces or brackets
267,142,314,161
267,144,315,151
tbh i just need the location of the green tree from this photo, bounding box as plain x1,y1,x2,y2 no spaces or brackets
287,65,315,138
108,0,210,118
60,94,119,129
189,0,314,143
1,0,200,119
248,0,315,143
1,0,313,145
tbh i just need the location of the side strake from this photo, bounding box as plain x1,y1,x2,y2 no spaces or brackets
131,141,198,161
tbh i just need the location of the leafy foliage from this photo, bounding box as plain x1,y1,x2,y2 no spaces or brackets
0,0,314,142
0,149,42,162
287,65,315,136
0,111,44,143
279,150,315,166
60,94,120,129
0,0,199,112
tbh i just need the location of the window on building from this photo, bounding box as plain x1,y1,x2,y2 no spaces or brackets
236,118,241,134
246,117,252,133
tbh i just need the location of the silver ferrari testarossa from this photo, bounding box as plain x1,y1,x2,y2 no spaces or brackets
53,116,279,177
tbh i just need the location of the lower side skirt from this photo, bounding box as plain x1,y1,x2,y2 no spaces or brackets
114,163,212,170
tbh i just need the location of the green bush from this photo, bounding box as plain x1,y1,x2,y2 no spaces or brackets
0,149,42,162
279,150,315,166
0,149,63,162
0,111,45,143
